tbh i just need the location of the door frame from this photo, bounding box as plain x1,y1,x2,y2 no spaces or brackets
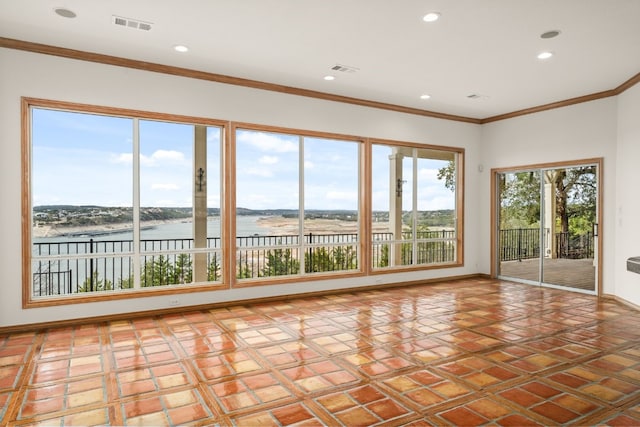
490,158,603,295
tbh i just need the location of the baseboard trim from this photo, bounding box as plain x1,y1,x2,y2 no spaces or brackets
0,273,485,335
601,293,640,311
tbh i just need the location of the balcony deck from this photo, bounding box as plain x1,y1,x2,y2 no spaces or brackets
500,257,596,291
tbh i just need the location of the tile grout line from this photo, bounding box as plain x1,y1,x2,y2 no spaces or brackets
99,321,124,426
2,332,44,425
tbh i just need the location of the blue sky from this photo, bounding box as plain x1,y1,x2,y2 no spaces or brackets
32,108,454,211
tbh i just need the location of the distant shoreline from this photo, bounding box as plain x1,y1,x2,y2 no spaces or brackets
257,216,392,234
33,215,394,238
32,218,190,238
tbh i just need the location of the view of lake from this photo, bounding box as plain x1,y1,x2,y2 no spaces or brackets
33,215,271,244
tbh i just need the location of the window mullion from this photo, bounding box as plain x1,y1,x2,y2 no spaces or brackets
412,149,418,265
298,135,305,275
132,118,141,289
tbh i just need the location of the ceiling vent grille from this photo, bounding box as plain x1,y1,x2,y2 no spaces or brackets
331,64,359,73
112,15,153,31
467,93,490,100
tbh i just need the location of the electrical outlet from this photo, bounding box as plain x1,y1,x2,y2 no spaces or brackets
169,299,180,306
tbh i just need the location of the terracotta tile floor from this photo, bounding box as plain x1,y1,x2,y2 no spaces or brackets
1,278,640,426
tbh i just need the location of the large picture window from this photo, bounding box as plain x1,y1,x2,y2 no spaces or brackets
233,127,362,282
23,98,464,307
371,142,462,270
26,101,224,304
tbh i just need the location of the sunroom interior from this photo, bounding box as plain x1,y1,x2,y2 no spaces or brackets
0,0,638,333
1,2,640,426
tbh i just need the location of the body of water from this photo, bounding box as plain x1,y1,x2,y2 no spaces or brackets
34,215,271,244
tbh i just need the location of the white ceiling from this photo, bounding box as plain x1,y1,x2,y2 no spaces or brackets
1,0,639,120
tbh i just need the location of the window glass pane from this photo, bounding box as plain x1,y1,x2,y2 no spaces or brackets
139,121,223,285
415,148,456,264
372,143,457,269
32,109,133,229
31,108,133,295
304,137,359,273
139,120,192,286
371,144,392,268
235,129,300,279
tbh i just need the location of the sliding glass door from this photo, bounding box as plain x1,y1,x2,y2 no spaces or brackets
497,170,542,285
496,161,599,294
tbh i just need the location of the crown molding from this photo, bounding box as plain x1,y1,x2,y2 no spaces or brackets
1,37,638,125
480,89,617,124
481,72,640,124
0,37,480,124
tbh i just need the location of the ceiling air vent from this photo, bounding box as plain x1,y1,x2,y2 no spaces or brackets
466,93,490,100
331,64,359,73
112,15,153,31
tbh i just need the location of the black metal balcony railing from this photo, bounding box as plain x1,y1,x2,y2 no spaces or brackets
373,230,456,267
499,228,541,261
32,228,593,297
499,228,594,262
556,231,594,259
32,230,457,296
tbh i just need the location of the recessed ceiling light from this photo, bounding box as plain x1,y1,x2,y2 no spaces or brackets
53,7,76,18
540,30,561,39
423,12,441,22
173,45,189,53
420,94,431,100
324,75,335,81
537,51,554,60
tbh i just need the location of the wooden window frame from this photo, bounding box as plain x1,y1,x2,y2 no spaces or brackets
22,98,231,308
230,123,367,288
22,98,465,308
368,138,465,274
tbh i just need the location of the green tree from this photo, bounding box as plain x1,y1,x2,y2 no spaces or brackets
499,171,541,229
332,245,357,270
77,271,113,293
174,253,193,284
261,248,300,277
377,244,389,267
118,276,134,290
236,260,253,279
208,253,221,281
437,160,456,192
305,247,331,273
141,255,174,287
499,167,596,234
546,166,596,234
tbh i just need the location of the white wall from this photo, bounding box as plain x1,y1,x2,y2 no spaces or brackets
0,48,481,328
615,83,640,306
479,98,619,295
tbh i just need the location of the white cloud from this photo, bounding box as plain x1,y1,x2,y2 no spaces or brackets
139,150,188,167
152,150,185,162
304,160,314,169
112,149,188,167
151,183,180,191
259,155,278,165
326,190,357,201
112,153,133,164
418,195,455,210
239,131,298,153
244,167,273,177
418,168,439,181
